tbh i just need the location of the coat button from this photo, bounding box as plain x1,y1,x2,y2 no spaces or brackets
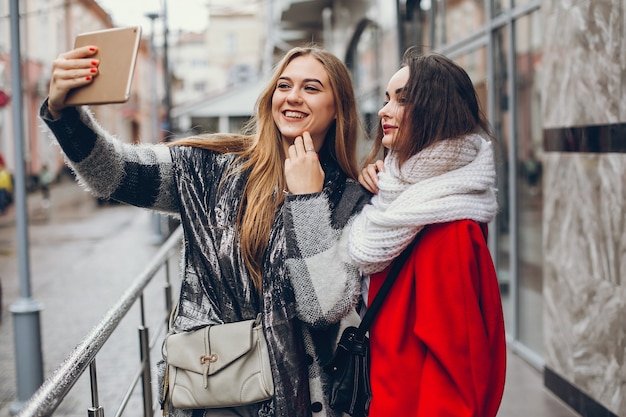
311,402,323,412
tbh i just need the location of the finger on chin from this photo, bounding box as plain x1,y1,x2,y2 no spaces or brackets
302,131,314,148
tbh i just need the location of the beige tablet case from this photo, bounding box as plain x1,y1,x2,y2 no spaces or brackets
65,26,142,106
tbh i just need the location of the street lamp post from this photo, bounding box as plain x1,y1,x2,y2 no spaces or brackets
145,12,165,244
145,12,161,143
161,0,173,138
9,0,44,413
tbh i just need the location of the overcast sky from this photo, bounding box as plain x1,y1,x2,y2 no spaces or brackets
95,0,210,35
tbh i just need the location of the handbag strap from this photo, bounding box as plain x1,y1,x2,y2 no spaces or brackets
358,238,418,332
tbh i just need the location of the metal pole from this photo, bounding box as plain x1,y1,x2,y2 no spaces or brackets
146,13,164,245
138,326,153,417
161,0,173,138
146,15,160,146
8,0,44,413
263,0,275,77
87,360,105,417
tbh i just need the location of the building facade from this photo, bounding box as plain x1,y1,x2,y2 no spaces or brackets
168,2,265,135
540,1,625,415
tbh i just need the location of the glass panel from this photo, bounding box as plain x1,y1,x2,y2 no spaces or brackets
434,0,446,48
404,0,432,53
351,23,383,159
493,0,510,16
355,25,380,110
513,0,534,8
190,117,218,134
454,48,510,330
229,116,251,134
419,0,433,52
454,48,488,103
437,0,486,46
515,10,543,355
492,25,512,332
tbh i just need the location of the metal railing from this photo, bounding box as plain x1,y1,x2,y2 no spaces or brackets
15,226,184,417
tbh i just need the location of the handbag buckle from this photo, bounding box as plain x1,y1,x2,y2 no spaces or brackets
200,354,218,389
200,354,218,364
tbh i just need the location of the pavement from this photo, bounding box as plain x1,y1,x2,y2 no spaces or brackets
0,175,581,417
0,174,173,417
0,174,93,415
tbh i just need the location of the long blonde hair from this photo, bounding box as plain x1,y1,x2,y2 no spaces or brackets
170,46,361,290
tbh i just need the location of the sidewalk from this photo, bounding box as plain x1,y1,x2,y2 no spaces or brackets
498,352,579,417
0,172,92,228
0,175,165,417
0,174,91,316
0,175,97,415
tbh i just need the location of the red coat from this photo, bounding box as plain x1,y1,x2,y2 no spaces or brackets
367,220,506,417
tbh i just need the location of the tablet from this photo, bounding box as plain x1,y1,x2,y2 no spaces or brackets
65,26,142,106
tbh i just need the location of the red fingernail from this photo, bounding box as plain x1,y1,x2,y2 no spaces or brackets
86,76,92,81
89,47,96,52
90,68,97,73
91,60,98,66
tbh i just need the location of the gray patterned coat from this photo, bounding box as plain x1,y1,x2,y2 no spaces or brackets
40,102,370,417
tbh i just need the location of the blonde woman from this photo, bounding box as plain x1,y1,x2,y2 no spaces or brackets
41,45,371,417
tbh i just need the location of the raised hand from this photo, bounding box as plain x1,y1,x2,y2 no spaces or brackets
48,46,99,118
284,131,324,194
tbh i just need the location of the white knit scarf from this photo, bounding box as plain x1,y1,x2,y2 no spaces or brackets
349,134,498,275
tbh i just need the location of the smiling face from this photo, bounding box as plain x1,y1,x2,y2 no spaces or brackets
272,55,337,152
378,66,410,149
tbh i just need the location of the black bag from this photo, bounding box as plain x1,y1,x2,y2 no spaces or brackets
324,326,371,416
324,240,418,417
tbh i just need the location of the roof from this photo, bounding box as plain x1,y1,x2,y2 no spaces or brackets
171,79,266,118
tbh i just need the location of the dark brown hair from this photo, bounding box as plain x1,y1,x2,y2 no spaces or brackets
365,47,493,167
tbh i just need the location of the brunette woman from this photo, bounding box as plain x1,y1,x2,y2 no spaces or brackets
351,48,506,417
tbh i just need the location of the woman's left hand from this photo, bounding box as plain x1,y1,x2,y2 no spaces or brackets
285,131,324,194
358,160,384,194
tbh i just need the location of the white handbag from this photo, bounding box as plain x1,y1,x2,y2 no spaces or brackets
162,312,274,411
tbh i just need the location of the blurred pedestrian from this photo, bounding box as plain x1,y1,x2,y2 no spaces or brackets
0,156,13,215
39,163,54,209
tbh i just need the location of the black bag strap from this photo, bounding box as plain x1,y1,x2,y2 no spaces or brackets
358,238,419,332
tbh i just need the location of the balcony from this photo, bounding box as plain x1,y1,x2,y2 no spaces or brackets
278,0,331,45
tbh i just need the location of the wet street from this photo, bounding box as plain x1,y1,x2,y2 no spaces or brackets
0,175,175,417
